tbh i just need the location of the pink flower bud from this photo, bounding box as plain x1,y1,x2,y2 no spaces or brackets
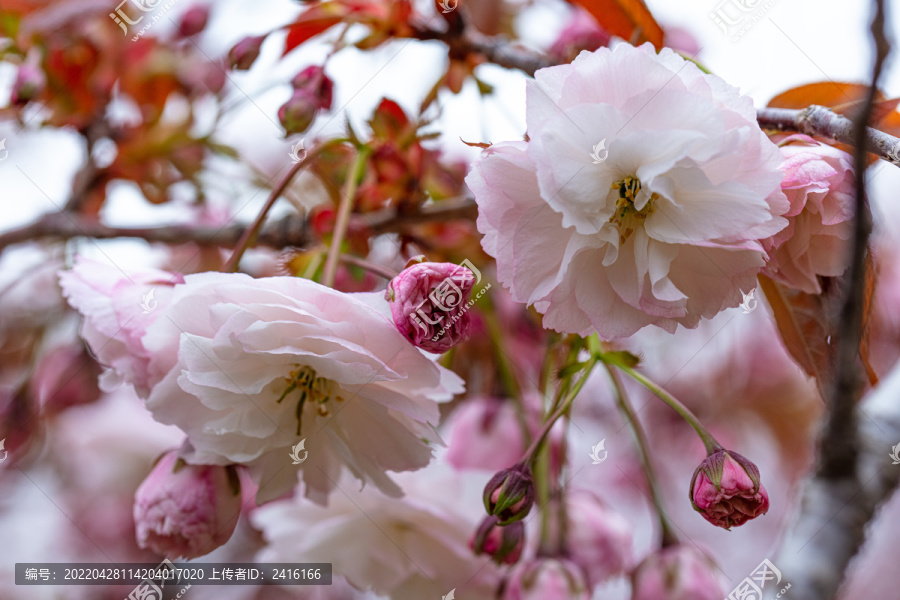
631,545,724,600
290,65,334,110
690,449,769,529
227,35,266,71
30,344,102,415
133,450,241,559
11,63,45,106
564,490,632,586
385,261,475,354
548,7,610,63
177,4,210,38
503,559,590,600
471,515,525,565
483,462,534,525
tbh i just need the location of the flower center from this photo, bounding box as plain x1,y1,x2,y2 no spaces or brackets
609,176,657,244
277,365,344,435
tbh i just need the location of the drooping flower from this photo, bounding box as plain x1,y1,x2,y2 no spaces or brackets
690,449,769,529
631,545,724,600
139,272,464,503
385,261,475,353
762,134,855,294
252,467,504,599
58,258,183,395
466,43,788,338
133,449,241,559
503,558,591,600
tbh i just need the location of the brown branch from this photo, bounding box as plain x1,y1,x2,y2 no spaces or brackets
0,199,479,255
409,24,553,76
756,105,900,166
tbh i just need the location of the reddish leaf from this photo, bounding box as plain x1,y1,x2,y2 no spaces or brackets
768,82,899,123
573,0,663,49
760,253,878,399
284,14,343,54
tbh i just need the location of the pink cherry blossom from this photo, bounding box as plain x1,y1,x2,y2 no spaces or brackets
762,134,855,293
503,558,590,600
467,43,788,338
140,272,464,504
59,257,183,395
564,489,632,587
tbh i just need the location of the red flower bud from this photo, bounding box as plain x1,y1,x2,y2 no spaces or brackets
227,35,266,71
483,462,534,525
689,449,769,529
471,515,524,565
177,4,210,38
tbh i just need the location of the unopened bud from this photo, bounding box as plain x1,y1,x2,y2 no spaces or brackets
290,65,333,110
227,35,266,71
689,449,769,529
471,515,525,565
483,462,534,525
177,4,210,38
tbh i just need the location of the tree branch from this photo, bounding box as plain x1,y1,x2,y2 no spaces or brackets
0,199,479,255
756,105,900,165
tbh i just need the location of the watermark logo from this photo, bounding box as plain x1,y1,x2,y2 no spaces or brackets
590,139,608,164
589,439,608,464
0,438,7,464
110,0,181,41
740,288,758,314
709,0,780,42
408,259,491,344
442,589,456,600
725,559,790,600
289,439,308,465
0,138,8,162
140,289,157,314
125,558,190,600
289,139,307,164
438,0,458,14
890,444,900,465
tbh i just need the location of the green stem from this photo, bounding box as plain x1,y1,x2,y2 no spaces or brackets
613,363,722,456
604,363,678,547
522,355,599,465
480,299,530,445
534,432,553,556
322,148,369,288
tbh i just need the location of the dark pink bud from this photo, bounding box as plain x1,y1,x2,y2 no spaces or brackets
177,5,210,37
385,261,475,354
471,515,524,565
133,450,242,559
11,64,45,106
548,7,610,63
278,89,319,135
631,545,724,600
228,35,266,71
689,449,769,529
483,462,534,525
290,65,333,110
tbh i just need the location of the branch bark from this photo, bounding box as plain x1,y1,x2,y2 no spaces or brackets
756,105,900,165
0,199,479,254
